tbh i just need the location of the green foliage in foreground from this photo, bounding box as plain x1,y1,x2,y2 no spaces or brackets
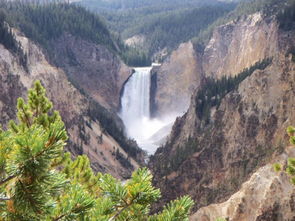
0,81,193,220
274,126,295,185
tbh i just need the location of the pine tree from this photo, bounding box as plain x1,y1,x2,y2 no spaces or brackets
0,81,194,220
274,126,295,185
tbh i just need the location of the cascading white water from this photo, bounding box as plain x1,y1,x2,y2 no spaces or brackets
121,67,151,123
120,67,171,154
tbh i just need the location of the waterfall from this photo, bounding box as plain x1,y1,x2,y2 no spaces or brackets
120,66,177,154
121,67,152,123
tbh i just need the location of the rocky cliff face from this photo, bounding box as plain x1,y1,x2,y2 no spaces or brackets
151,41,203,117
0,29,143,179
52,33,131,110
149,12,295,214
203,12,279,79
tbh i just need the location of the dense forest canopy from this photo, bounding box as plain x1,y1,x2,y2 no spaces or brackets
0,0,150,66
80,0,221,11
86,2,237,58
123,4,236,57
0,1,114,49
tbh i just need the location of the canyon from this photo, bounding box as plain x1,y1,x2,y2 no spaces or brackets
0,0,294,219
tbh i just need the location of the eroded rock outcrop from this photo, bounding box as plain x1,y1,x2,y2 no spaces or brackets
0,29,143,179
125,35,146,48
191,155,295,221
203,12,279,78
52,33,132,110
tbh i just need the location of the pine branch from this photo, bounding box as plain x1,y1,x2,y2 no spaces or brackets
53,204,84,221
109,204,131,221
34,135,56,158
0,174,16,186
0,197,11,201
18,179,42,214
0,135,58,187
109,193,139,221
53,214,66,221
20,105,31,128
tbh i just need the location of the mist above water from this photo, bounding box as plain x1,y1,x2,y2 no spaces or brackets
120,67,177,154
